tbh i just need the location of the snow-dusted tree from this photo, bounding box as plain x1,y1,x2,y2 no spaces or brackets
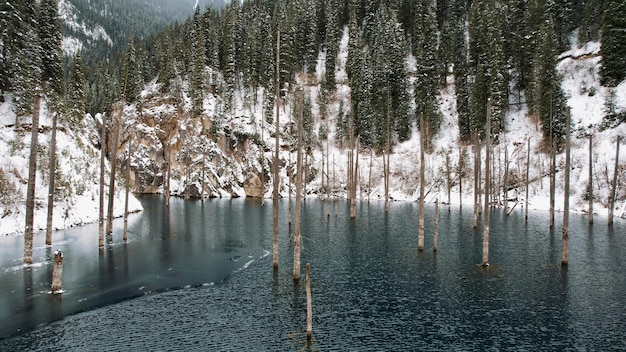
190,7,205,117
600,0,626,87
38,0,64,96
122,36,141,102
67,53,86,124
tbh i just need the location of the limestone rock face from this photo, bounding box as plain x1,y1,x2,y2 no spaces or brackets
243,174,263,198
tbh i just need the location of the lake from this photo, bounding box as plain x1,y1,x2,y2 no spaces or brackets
1,195,625,350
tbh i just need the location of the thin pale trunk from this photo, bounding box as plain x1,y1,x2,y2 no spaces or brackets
525,137,530,222
294,88,304,282
383,150,389,213
106,113,120,242
445,152,451,209
609,136,621,225
549,106,555,229
418,113,425,251
123,134,133,242
562,108,571,265
350,139,358,219
434,198,439,252
587,134,593,224
201,152,206,201
482,102,491,267
46,110,58,246
184,153,190,201
368,149,373,203
326,136,330,218
164,149,171,208
306,263,313,341
273,27,281,270
99,114,107,248
24,91,41,264
261,93,265,207
504,143,509,214
473,134,479,229
459,146,463,208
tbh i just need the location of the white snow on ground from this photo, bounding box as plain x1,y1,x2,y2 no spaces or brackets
0,95,141,236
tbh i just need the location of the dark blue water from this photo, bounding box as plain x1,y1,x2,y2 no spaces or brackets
1,196,625,351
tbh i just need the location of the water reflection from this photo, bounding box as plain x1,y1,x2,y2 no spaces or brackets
1,197,625,350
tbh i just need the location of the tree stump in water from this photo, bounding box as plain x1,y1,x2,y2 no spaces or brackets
306,263,312,341
52,250,63,294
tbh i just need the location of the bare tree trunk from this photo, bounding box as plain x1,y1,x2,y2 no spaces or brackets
46,109,58,246
549,107,555,229
123,134,133,242
106,110,121,242
273,27,281,270
434,198,439,252
609,136,621,226
261,94,265,207
201,151,206,201
504,143,509,214
562,108,571,266
326,136,330,218
350,139,358,219
525,137,530,222
164,149,171,208
587,133,593,224
24,90,41,264
51,250,63,294
418,113,425,251
99,114,107,248
306,263,313,341
473,133,480,229
293,87,304,282
482,102,491,267
184,153,190,201
445,151,451,210
459,146,463,208
368,149,373,203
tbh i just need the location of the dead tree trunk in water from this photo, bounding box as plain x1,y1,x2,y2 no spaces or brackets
306,263,313,341
46,109,58,246
445,151,451,211
459,146,464,208
434,198,439,252
587,133,593,224
51,250,63,294
473,133,480,229
562,108,571,266
418,113,426,251
525,137,530,222
504,143,509,214
24,90,41,264
273,27,281,270
164,148,171,208
99,114,107,248
482,102,491,267
293,87,304,282
609,136,621,226
549,107,556,229
123,133,133,242
106,110,121,242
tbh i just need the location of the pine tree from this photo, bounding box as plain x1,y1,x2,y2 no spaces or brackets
122,36,141,102
38,0,64,96
67,53,86,124
600,0,626,87
191,7,205,116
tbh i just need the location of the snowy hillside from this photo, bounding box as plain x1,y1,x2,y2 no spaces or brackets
0,95,141,236
108,27,625,223
59,0,113,57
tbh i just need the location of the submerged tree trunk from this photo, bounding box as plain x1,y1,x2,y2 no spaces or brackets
434,198,439,252
306,263,313,341
106,110,121,242
368,149,373,203
609,136,621,226
549,110,556,229
473,133,480,229
46,109,58,246
164,148,171,208
418,113,425,251
459,146,464,208
445,151,451,210
51,250,63,294
504,143,509,214
99,114,107,248
562,108,571,266
123,134,133,242
482,102,491,267
273,27,281,270
586,134,594,222
525,137,530,222
293,88,304,282
24,90,41,264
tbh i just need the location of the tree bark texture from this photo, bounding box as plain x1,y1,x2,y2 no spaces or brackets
562,108,571,266
418,113,426,251
482,103,491,267
24,91,41,264
609,136,621,225
46,110,58,246
51,249,63,293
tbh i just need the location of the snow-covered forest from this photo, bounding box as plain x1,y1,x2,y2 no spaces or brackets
0,0,625,236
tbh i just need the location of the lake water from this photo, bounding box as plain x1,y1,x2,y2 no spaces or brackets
1,195,625,350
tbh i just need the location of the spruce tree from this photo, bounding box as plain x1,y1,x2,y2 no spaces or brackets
38,0,64,96
600,0,626,87
122,36,141,102
191,7,205,116
67,53,86,124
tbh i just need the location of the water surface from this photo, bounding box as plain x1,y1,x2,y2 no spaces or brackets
1,196,625,350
